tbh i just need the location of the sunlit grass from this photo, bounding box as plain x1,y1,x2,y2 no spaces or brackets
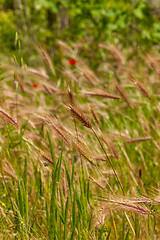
0,41,160,239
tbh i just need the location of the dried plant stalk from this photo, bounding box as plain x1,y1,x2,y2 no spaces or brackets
41,47,54,73
83,73,95,86
91,128,124,194
130,197,152,204
82,69,99,83
101,197,151,214
109,44,125,64
3,167,18,180
36,115,71,147
0,110,18,127
126,136,152,144
90,106,100,126
23,137,54,164
43,85,53,95
90,177,106,189
94,155,115,161
128,73,152,100
63,70,78,83
99,43,125,64
57,40,73,54
43,84,59,95
135,82,152,100
68,105,92,129
72,140,95,165
50,122,71,147
82,91,120,99
115,84,133,108
15,74,25,92
116,203,151,214
68,89,75,106
107,141,119,160
39,150,53,164
28,67,49,79
146,54,160,76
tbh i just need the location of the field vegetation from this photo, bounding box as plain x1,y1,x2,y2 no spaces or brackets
0,0,160,239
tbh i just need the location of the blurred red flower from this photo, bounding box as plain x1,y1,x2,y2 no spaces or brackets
32,84,38,88
68,59,76,65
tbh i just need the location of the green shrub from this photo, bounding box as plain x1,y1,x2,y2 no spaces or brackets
0,10,16,51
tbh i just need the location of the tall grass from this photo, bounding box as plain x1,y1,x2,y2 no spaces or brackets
0,39,160,239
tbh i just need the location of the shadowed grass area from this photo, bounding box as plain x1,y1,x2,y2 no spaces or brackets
0,40,160,239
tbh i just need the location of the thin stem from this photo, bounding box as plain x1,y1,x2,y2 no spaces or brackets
91,128,125,195
74,119,83,167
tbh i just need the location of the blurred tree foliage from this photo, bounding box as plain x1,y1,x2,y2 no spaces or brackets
0,0,160,54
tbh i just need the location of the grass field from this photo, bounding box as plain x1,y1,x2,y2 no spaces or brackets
0,40,160,239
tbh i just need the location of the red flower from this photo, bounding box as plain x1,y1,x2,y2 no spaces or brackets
68,59,76,65
32,84,38,88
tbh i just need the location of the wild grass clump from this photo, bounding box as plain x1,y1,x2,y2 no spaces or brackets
0,40,160,239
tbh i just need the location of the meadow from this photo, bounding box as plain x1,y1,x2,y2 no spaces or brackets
0,0,160,239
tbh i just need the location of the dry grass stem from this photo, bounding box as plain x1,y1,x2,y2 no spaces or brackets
94,155,116,161
101,197,151,214
92,128,124,194
28,68,49,79
36,115,71,147
72,140,95,165
39,150,53,164
68,105,92,128
3,167,18,180
115,84,133,108
126,136,152,144
84,69,99,82
57,40,74,55
136,82,152,100
47,122,71,148
130,197,152,204
15,74,25,92
99,43,125,64
83,73,96,86
40,46,55,74
90,177,106,189
82,91,120,99
90,106,100,126
43,85,54,95
0,110,18,127
146,54,160,76
43,84,59,95
102,136,119,159
116,203,151,214
63,69,78,83
128,73,152,100
68,89,76,106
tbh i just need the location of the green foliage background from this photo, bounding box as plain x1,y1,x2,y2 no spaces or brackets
0,0,160,54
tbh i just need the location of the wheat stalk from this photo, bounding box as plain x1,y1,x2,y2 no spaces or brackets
90,106,100,126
